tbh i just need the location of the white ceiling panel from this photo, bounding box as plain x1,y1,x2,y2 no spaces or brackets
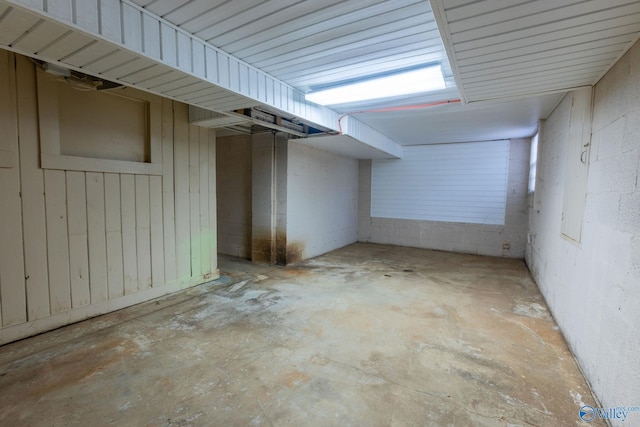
130,0,454,95
432,0,640,102
354,93,565,145
3,0,640,154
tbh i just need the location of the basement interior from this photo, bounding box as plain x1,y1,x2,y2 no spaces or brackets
0,1,638,426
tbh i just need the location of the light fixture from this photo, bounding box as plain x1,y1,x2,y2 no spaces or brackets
305,65,446,106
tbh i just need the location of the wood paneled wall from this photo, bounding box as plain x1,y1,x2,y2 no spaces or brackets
0,51,217,345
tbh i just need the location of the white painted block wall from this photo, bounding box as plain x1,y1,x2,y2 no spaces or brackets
286,141,359,261
527,41,640,424
359,139,530,258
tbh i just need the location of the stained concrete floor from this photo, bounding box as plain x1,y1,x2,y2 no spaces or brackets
0,243,603,426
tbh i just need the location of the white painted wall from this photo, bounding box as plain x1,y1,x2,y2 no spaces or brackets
359,139,530,258
216,135,252,258
286,141,359,262
0,51,217,345
527,40,640,422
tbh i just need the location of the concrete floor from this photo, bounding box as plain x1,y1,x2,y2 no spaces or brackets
0,243,603,426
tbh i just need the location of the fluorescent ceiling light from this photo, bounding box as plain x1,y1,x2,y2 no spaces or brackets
305,65,445,106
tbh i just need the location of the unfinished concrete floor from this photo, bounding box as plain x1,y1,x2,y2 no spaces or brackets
0,243,603,426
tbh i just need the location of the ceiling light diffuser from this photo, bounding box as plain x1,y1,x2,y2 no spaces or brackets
305,65,446,106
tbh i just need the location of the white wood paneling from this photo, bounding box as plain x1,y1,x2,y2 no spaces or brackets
0,50,17,166
199,127,211,276
67,170,90,307
104,173,124,299
189,124,201,277
149,175,165,287
208,129,217,273
371,141,510,225
173,103,191,281
120,174,138,295
16,55,50,320
161,98,177,283
86,172,108,303
0,0,403,157
44,169,71,314
0,52,219,344
432,0,640,102
0,52,26,327
135,175,152,289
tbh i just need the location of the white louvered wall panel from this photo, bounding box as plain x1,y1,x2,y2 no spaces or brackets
432,0,640,102
371,141,509,225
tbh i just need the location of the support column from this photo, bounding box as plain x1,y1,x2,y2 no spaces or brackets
251,132,288,264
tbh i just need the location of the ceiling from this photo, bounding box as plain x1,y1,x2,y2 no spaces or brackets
1,0,640,154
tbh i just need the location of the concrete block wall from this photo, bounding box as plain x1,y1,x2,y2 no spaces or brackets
216,135,252,258
527,40,640,424
251,133,277,264
359,139,531,258
286,141,359,262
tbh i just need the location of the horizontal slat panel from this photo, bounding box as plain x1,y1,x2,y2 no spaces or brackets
455,5,640,52
456,23,640,65
228,0,398,56
371,141,509,225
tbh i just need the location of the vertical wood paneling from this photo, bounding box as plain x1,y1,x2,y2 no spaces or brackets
99,0,122,44
46,0,73,21
120,174,138,294
0,53,26,327
208,129,217,271
199,127,211,276
135,175,152,289
0,49,220,343
0,50,17,168
177,32,191,72
122,3,142,52
86,172,108,303
174,103,191,280
189,124,201,278
44,169,71,314
149,175,165,287
205,47,218,83
104,173,124,299
142,14,161,59
161,99,177,282
160,23,177,66
16,56,50,320
74,0,99,33
0,166,25,326
218,53,229,88
66,170,90,307
193,41,205,78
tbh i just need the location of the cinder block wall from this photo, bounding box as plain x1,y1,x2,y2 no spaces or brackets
359,139,531,258
527,40,640,421
286,141,359,262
